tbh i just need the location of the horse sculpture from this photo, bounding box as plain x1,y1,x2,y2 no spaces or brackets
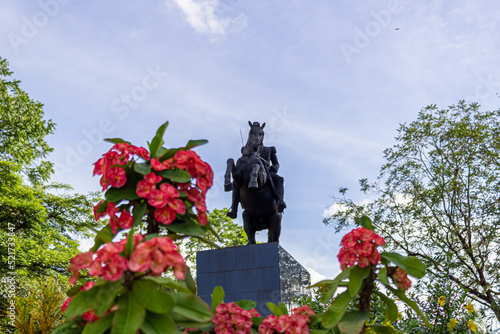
224,122,282,244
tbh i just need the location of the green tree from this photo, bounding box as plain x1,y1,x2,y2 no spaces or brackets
324,101,500,323
0,57,104,331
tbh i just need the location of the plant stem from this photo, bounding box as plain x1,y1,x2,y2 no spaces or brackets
359,265,376,312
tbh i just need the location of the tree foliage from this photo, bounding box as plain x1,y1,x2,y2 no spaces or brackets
324,101,500,323
0,57,104,331
0,57,56,184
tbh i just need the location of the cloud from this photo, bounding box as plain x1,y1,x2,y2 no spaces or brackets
168,0,242,41
322,199,372,218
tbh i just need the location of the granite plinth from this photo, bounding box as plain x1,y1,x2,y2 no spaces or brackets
196,243,310,316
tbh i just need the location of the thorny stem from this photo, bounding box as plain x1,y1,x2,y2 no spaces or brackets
359,265,376,312
146,208,159,234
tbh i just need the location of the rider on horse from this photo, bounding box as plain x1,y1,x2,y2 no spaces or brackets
226,121,287,219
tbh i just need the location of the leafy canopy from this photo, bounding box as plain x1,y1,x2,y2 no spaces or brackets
324,101,500,323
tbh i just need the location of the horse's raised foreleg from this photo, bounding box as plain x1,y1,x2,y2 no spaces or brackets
243,211,257,244
224,158,235,191
248,164,260,189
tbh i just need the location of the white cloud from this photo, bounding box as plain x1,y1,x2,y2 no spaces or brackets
322,199,372,218
168,0,243,41
322,203,348,218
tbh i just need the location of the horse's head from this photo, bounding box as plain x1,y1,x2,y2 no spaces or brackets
246,121,265,151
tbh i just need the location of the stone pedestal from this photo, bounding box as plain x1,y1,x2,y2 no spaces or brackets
196,243,310,316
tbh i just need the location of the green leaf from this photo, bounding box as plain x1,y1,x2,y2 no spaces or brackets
149,121,169,159
111,291,146,334
105,186,140,202
359,216,374,230
125,226,135,257
374,291,398,323
66,285,82,297
184,266,197,294
235,300,257,310
171,292,212,322
310,267,352,303
377,267,390,286
322,291,353,329
94,280,123,317
132,279,175,314
278,303,288,315
65,286,100,319
380,252,426,278
266,302,284,316
140,276,191,293
104,138,131,145
184,139,208,150
386,286,431,328
134,162,151,175
348,266,370,297
364,325,397,333
140,312,177,334
166,220,206,237
337,311,369,334
81,313,113,334
211,286,225,312
132,202,147,227
91,225,114,252
157,169,192,183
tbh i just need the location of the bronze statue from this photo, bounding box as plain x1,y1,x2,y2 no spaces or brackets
224,121,286,243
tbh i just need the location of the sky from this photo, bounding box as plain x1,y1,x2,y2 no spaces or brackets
1,0,500,283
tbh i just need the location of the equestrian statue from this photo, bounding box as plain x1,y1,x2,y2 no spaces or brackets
224,121,286,244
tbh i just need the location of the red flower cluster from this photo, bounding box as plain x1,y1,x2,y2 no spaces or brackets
93,201,134,234
213,302,260,334
128,236,186,279
337,227,385,270
392,267,411,290
94,143,150,191
258,306,315,334
68,235,185,284
137,173,186,225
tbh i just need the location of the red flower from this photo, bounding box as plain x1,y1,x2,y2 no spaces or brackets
214,302,259,334
119,210,134,229
106,202,119,217
136,180,156,199
144,172,162,184
128,248,151,273
151,158,167,171
393,267,412,290
93,200,106,221
93,157,109,176
337,227,385,270
197,211,208,226
105,167,127,188
155,206,176,225
136,147,150,160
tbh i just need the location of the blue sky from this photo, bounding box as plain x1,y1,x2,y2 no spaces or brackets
2,0,500,281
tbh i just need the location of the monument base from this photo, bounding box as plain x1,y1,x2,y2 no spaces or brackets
196,243,310,316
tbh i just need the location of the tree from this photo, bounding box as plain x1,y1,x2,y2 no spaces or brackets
0,57,55,184
0,57,104,331
324,101,500,323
